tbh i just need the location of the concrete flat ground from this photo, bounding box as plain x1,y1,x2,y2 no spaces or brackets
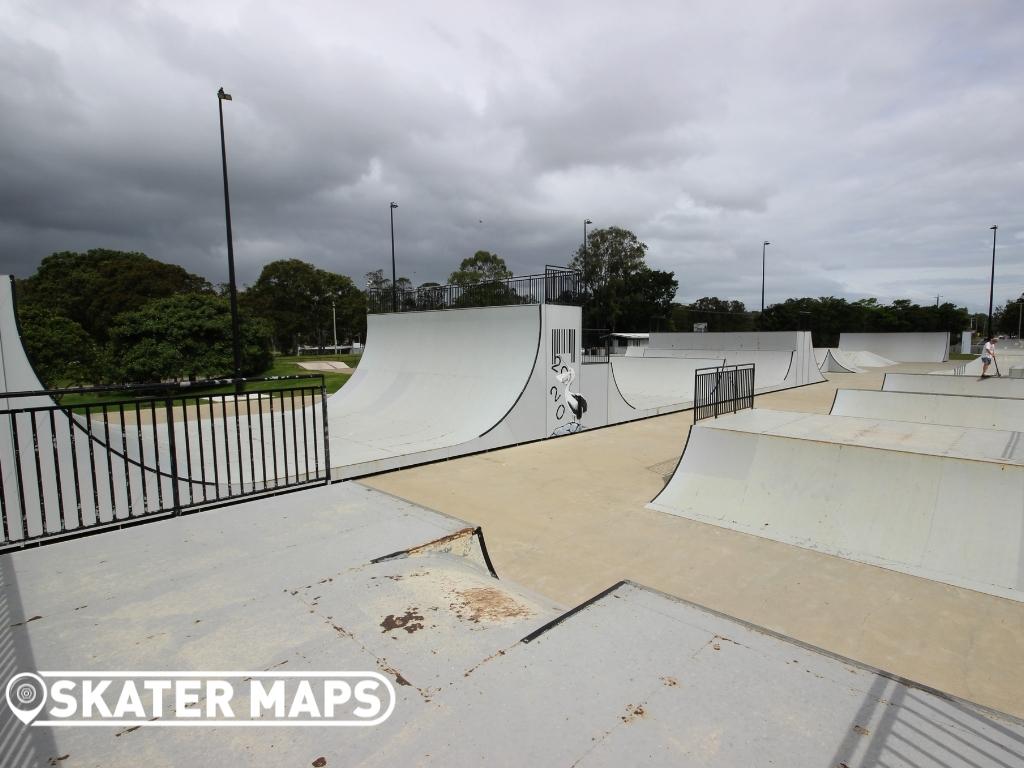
363,361,1024,718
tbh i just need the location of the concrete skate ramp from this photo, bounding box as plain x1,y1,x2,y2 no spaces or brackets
649,409,1024,601
883,372,1024,399
815,348,896,372
845,349,899,367
0,277,209,543
325,304,543,473
609,356,723,410
646,331,824,391
0,277,47,406
941,352,1024,377
817,348,863,373
839,332,950,362
832,388,1024,431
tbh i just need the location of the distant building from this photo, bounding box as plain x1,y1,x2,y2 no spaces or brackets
609,332,648,355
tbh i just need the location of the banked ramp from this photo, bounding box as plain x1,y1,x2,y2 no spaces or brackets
813,347,897,373
832,388,1024,431
815,348,863,373
649,409,1024,602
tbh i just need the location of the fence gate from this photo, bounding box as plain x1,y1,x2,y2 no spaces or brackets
693,364,755,422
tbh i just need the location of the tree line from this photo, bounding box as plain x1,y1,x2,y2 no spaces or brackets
16,249,367,386
15,231,995,387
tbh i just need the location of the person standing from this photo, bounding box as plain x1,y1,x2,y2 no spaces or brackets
981,336,998,378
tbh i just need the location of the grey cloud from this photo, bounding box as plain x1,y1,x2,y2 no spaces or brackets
1,0,1022,313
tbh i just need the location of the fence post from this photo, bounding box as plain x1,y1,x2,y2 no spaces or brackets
714,369,720,419
319,376,331,484
166,396,181,515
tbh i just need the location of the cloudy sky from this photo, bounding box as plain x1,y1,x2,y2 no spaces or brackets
1,0,1022,311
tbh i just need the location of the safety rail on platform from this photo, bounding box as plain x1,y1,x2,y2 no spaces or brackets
366,266,583,314
693,364,755,422
0,375,330,552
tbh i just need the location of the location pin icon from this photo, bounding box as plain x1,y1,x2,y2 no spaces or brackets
5,673,47,725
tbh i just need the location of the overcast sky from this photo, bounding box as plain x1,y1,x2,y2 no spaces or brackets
1,0,1022,311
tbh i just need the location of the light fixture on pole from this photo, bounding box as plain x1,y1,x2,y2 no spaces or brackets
217,86,242,386
390,202,399,312
987,225,998,338
583,218,592,281
761,241,770,313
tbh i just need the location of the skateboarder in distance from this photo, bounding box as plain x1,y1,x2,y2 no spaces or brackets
981,337,998,378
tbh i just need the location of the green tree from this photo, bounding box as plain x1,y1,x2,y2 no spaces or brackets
568,226,673,330
17,306,102,386
612,268,678,331
17,249,212,342
448,252,512,286
242,260,366,352
994,296,1024,337
671,298,754,332
758,296,970,344
108,294,271,383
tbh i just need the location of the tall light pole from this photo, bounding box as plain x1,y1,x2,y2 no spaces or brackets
987,225,998,338
761,241,770,313
332,300,338,352
583,218,592,282
217,87,242,384
390,202,398,312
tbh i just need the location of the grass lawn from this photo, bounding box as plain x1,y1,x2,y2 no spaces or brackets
262,353,361,393
57,354,360,409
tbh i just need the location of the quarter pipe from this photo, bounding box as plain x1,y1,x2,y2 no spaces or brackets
839,332,950,363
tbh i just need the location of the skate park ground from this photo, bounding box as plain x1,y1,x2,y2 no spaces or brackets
363,360,1024,718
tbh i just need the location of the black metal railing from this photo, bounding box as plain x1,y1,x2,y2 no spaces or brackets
366,266,582,314
0,375,330,552
693,364,755,422
582,328,610,364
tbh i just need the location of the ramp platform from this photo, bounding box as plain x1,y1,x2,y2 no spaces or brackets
883,371,1024,399
832,388,1024,431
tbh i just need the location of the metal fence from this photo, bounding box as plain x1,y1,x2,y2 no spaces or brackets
366,266,582,314
582,328,610,364
0,376,330,552
693,364,755,422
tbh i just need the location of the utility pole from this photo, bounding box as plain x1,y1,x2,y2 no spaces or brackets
761,241,770,313
390,202,399,312
217,86,242,390
987,225,998,338
332,300,338,353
